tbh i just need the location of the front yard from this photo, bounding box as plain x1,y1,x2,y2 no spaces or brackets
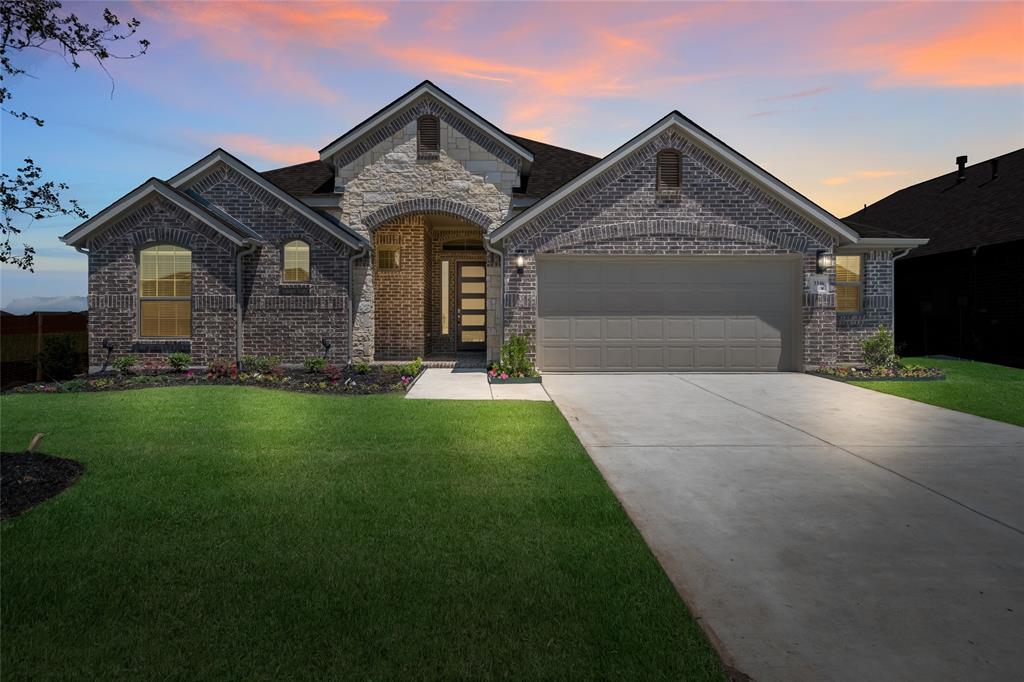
0,388,724,680
851,356,1024,427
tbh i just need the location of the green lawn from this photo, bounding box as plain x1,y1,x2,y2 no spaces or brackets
1,387,723,681
851,357,1024,427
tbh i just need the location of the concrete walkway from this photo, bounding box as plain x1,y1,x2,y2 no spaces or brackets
406,368,549,401
544,372,1024,682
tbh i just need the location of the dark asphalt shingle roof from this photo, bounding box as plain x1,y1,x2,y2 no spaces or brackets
261,160,335,196
843,148,1024,258
507,135,602,199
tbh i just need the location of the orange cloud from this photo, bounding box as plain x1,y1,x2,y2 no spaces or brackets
831,3,1024,88
218,134,316,166
822,176,850,186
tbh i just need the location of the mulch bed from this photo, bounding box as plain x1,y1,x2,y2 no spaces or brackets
8,365,422,396
1,451,84,521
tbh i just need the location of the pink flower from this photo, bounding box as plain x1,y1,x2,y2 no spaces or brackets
500,372,508,380
185,370,194,379
488,368,497,377
402,376,410,385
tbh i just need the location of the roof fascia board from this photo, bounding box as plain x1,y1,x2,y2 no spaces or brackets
490,112,860,245
317,82,534,165
168,150,366,249
60,179,248,247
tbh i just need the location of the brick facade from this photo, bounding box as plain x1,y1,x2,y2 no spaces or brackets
501,131,891,367
373,217,432,359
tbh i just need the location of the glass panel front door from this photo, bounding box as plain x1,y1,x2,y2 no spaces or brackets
457,262,486,351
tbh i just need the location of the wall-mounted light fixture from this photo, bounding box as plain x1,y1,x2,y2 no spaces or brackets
815,250,833,274
321,336,332,358
515,254,525,274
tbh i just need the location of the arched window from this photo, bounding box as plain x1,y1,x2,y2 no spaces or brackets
139,244,191,338
656,149,682,190
282,240,310,282
417,115,440,158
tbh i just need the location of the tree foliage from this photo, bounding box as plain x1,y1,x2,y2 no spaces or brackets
0,0,149,269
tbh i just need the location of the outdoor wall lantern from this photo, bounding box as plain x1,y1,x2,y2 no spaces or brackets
321,336,332,358
816,250,834,274
515,254,525,274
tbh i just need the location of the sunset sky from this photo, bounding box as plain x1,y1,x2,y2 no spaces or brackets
2,0,1023,306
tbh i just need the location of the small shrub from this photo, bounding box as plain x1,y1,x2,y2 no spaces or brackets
36,334,85,380
207,358,231,379
324,364,342,383
113,354,138,375
62,378,88,392
860,325,899,370
166,352,191,371
240,355,281,374
496,334,537,378
355,361,370,375
304,357,326,374
142,357,166,375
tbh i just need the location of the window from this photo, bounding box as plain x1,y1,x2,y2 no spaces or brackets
139,244,191,338
657,150,682,190
441,260,450,335
377,246,400,270
417,115,439,158
835,255,862,313
282,240,310,282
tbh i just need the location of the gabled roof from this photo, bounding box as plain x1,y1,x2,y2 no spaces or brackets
318,80,534,166
262,160,334,196
60,178,258,248
843,148,1023,258
491,111,870,245
168,149,366,249
507,135,601,199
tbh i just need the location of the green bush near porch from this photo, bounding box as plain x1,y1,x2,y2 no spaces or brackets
0,388,724,680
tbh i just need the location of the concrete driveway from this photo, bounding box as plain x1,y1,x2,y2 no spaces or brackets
544,373,1024,682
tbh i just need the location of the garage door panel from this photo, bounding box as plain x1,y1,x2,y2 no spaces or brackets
537,257,797,372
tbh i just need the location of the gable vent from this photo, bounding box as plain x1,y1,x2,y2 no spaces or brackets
657,150,682,190
418,116,440,159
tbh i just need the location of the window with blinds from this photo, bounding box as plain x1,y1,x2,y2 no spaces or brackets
657,150,682,190
282,240,310,282
417,115,440,158
835,254,862,313
377,246,400,270
139,244,191,337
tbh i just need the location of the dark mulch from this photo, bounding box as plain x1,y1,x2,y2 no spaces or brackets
1,452,84,521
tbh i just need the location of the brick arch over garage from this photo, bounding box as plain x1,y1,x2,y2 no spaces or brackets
533,219,809,254
360,199,495,233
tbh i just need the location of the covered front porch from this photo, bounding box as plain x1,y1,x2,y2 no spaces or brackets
371,213,499,362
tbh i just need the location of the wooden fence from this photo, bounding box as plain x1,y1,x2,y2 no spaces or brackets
1,311,88,387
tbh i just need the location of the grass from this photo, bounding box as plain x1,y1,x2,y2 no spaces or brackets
0,387,723,681
851,356,1024,427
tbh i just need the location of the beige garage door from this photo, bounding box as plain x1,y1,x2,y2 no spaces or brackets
537,256,799,372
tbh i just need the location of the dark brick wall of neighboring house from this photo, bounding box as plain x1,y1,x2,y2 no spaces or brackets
190,166,353,365
372,217,431,359
895,240,1023,368
85,197,237,369
501,130,891,367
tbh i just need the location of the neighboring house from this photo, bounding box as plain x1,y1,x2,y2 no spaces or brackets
62,81,926,373
845,149,1023,368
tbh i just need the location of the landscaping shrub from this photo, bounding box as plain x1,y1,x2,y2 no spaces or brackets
324,364,342,383
112,354,138,375
166,352,191,371
241,355,281,374
492,334,538,378
861,325,899,370
383,357,423,377
303,357,326,374
207,358,232,379
354,362,370,375
36,334,85,380
141,358,166,375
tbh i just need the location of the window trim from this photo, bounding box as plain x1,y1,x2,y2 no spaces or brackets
417,115,440,159
834,254,863,314
656,149,682,191
137,243,192,339
281,239,311,283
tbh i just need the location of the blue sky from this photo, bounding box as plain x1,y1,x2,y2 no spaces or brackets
3,1,1022,306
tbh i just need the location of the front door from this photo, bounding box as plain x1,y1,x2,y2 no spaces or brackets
457,262,486,351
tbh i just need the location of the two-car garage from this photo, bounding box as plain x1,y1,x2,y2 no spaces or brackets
536,256,801,372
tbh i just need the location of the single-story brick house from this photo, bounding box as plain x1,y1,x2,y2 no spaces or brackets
62,81,927,372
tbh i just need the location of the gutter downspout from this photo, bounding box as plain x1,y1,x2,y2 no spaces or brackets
483,234,504,362
235,241,259,370
347,244,368,364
